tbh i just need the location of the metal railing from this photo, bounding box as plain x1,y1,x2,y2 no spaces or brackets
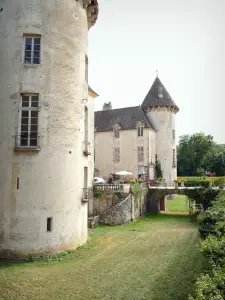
94,184,123,193
82,187,93,202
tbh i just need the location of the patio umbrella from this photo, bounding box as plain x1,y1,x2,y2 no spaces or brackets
115,171,132,175
115,171,132,182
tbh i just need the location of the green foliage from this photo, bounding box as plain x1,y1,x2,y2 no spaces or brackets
201,235,225,267
188,270,225,300
185,188,220,210
93,186,104,198
177,133,215,176
189,191,225,299
129,180,136,184
137,180,144,183
155,154,163,178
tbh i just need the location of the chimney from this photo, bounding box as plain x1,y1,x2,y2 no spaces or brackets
103,102,112,111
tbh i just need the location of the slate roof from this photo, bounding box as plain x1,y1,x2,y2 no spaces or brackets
141,77,179,110
95,106,154,132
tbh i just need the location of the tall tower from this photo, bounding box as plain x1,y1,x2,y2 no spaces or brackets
0,0,99,259
142,77,179,184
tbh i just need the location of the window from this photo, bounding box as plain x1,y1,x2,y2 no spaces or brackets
114,147,120,163
172,129,175,140
137,147,144,162
18,94,39,148
47,218,53,232
24,35,41,64
84,106,88,141
85,54,88,83
114,128,119,138
172,149,176,166
137,126,144,137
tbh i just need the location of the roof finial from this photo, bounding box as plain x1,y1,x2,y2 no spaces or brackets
156,70,158,78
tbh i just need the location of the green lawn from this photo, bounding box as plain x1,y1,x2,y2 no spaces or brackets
0,215,205,300
167,195,190,212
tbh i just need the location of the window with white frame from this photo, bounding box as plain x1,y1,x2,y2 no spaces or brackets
18,95,39,148
24,35,41,64
114,147,120,163
137,126,144,137
137,146,144,162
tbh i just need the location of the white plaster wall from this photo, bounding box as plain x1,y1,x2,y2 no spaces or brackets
146,108,177,184
0,0,92,257
95,128,155,180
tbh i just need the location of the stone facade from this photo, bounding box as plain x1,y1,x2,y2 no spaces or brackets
0,0,98,259
95,77,179,185
95,128,156,180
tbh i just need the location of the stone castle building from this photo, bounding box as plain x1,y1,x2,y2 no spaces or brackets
95,77,179,184
0,0,99,259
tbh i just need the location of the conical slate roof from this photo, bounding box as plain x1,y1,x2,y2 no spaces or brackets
141,77,179,110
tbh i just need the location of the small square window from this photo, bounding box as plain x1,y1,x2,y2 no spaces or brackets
47,217,53,232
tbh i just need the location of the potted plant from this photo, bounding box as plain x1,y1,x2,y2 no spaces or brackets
174,179,178,189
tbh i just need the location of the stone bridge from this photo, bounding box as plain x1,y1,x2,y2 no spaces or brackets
146,186,220,213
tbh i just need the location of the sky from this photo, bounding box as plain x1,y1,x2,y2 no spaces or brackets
88,0,225,144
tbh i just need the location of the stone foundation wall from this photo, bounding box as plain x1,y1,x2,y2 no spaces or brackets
99,192,146,226
88,193,121,217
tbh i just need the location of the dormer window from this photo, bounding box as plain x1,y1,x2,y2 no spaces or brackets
158,86,163,98
137,126,144,137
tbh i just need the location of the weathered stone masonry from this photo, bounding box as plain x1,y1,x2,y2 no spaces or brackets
0,0,98,259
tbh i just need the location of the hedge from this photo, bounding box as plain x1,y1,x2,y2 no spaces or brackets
189,191,225,299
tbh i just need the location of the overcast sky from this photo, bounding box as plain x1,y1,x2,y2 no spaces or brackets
88,0,225,144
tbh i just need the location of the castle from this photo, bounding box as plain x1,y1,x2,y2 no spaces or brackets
95,77,179,184
0,0,99,259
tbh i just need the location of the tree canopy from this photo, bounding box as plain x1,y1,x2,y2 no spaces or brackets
177,132,225,176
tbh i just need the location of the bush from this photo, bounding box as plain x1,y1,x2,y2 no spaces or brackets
214,177,225,186
189,191,225,300
137,180,144,183
201,235,225,267
188,269,225,300
129,180,136,184
185,188,220,210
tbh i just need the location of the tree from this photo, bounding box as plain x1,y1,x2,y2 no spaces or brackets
205,145,225,176
177,133,215,176
155,154,163,178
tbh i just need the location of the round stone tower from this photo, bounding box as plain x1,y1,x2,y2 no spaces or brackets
142,77,179,185
0,0,98,259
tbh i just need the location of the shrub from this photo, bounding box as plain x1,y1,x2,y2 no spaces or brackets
129,180,136,184
188,269,225,300
185,188,220,210
214,177,225,186
119,180,124,184
201,235,225,267
137,180,144,183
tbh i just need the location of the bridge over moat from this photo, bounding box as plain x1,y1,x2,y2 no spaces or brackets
146,186,221,213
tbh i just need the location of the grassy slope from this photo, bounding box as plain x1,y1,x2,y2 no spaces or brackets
167,195,189,212
0,215,205,300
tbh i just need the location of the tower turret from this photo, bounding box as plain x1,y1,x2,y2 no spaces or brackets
142,76,179,184
0,0,98,259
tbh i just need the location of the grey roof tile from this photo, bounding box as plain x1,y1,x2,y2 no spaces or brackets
141,77,179,110
95,106,153,132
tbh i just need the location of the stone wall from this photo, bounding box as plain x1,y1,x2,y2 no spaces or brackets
98,192,146,226
88,193,122,217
